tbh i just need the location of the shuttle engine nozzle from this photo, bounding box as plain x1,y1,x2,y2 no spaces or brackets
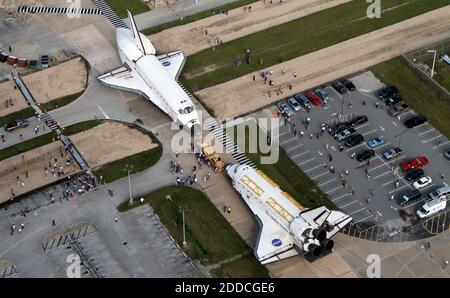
312,228,326,241
307,243,322,257
320,238,334,252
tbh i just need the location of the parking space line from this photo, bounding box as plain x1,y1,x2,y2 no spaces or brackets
286,144,303,152
291,151,309,159
298,157,316,166
422,135,442,143
388,184,410,194
348,207,367,216
368,162,389,172
304,164,322,172
354,214,373,224
325,185,343,194
332,193,351,202
433,140,450,149
412,122,428,130
345,143,365,152
418,128,435,136
362,129,377,136
374,171,391,179
340,200,359,209
312,171,331,180
356,123,370,130
381,178,398,187
318,178,336,186
280,136,297,145
372,142,391,151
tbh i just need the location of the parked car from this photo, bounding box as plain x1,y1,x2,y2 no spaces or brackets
356,149,375,162
293,93,312,109
347,115,368,127
444,150,450,161
405,168,424,181
367,137,385,149
397,189,422,207
428,186,450,200
385,96,403,106
331,81,347,94
388,102,410,117
404,115,427,128
340,79,356,91
315,88,329,102
383,147,402,160
276,102,294,117
417,196,447,219
5,119,29,132
331,122,350,135
287,97,301,111
413,176,433,190
305,91,322,105
401,156,429,171
344,134,364,147
335,128,356,142
376,86,398,99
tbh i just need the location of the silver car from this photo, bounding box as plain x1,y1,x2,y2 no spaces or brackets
444,150,450,161
288,97,301,111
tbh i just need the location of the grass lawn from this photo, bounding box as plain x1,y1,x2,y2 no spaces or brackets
415,52,450,93
211,254,270,278
0,107,35,127
371,57,450,140
94,145,162,183
181,0,450,91
62,119,104,136
0,131,57,162
117,185,251,265
142,0,258,36
228,123,335,209
105,0,150,19
39,91,84,112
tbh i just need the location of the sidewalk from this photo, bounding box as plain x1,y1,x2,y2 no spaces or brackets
132,0,239,30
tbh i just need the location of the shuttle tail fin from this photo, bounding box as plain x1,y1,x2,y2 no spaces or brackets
127,10,146,55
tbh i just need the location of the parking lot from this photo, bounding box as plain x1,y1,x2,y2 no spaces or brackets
271,72,450,225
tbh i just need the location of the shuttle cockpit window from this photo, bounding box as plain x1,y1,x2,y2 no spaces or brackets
179,106,194,114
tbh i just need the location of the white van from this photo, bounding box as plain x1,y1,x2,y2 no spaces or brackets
428,186,450,200
416,196,447,219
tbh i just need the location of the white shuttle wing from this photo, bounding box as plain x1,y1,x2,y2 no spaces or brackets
300,206,331,226
157,51,186,80
97,66,164,109
254,212,298,265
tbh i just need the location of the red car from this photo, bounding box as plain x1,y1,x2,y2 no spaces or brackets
305,91,322,105
401,156,429,171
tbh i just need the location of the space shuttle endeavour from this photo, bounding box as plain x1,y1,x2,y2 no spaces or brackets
98,10,200,132
226,164,352,264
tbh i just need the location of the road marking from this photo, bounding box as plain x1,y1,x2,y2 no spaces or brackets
393,122,398,126
362,129,377,136
412,122,428,130
418,128,435,136
422,135,442,143
332,193,351,202
348,207,367,216
304,164,322,172
325,185,343,194
97,105,110,119
380,126,385,131
291,150,309,159
433,140,450,149
312,171,330,180
318,178,336,186
280,136,297,145
331,146,336,151
318,151,323,156
388,184,410,194
368,162,388,172
370,142,391,151
354,214,373,224
345,143,365,152
286,143,303,152
381,178,398,187
298,157,316,166
356,123,370,130
374,171,391,179
340,200,359,209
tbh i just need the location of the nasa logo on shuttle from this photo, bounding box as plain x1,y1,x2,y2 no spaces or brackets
271,238,282,247
162,61,171,67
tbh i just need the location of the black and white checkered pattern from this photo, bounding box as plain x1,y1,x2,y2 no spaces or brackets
17,6,103,15
91,0,128,28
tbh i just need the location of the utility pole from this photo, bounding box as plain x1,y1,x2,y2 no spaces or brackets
393,128,408,171
427,49,437,79
124,164,134,205
182,209,186,247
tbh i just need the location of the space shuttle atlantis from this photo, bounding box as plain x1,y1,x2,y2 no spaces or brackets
226,164,352,264
97,10,200,132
